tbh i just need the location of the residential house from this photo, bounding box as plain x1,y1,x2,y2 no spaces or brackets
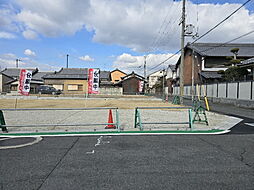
175,43,254,85
147,70,164,89
0,72,13,93
0,68,45,94
115,72,145,95
110,69,127,84
43,68,112,94
165,65,177,95
237,57,254,80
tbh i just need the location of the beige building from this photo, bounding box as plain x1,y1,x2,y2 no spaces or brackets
110,69,127,84
43,68,112,95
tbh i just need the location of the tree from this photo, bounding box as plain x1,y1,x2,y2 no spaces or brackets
230,48,239,60
218,48,249,81
223,66,248,81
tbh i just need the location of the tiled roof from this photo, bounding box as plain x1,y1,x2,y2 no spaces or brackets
32,72,52,81
58,68,88,75
0,68,38,78
238,57,254,66
111,69,127,75
200,71,222,79
43,68,111,80
188,43,254,57
121,71,144,80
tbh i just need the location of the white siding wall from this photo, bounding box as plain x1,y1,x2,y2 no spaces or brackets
173,81,253,100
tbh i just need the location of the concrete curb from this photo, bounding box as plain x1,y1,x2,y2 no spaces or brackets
0,129,230,137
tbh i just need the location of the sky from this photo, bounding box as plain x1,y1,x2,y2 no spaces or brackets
0,0,253,75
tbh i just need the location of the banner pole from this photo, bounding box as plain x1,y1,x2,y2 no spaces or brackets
14,96,18,109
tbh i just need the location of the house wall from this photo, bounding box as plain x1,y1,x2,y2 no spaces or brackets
148,70,163,88
0,74,2,92
122,78,142,95
111,70,126,83
45,79,88,94
183,49,201,85
0,74,14,93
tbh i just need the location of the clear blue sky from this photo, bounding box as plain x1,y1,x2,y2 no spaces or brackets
0,0,253,74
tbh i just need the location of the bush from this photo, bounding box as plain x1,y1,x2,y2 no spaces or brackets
224,67,248,81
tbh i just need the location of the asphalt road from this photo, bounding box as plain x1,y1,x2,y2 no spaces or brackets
0,134,254,190
0,99,253,190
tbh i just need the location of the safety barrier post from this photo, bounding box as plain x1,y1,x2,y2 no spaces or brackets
192,103,209,126
115,108,120,130
0,110,8,132
172,96,180,105
134,108,143,130
188,109,193,129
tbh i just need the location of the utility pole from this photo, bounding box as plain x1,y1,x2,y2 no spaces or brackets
144,55,147,80
162,69,165,101
16,59,21,68
66,54,69,68
143,55,147,94
191,50,195,101
179,0,186,104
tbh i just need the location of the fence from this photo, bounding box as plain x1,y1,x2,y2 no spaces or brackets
99,87,123,95
0,107,120,132
134,107,193,130
173,80,254,101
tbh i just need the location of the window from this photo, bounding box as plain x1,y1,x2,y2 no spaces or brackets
68,84,78,91
53,84,63,90
68,84,83,91
78,85,83,91
11,85,17,91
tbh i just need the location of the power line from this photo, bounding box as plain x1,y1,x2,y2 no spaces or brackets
197,29,254,54
147,0,252,73
150,2,181,51
147,29,254,75
147,50,181,73
191,0,252,44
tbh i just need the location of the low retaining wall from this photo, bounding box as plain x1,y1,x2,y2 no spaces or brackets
209,97,254,109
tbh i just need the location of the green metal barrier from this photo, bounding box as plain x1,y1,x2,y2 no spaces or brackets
172,96,180,105
0,110,8,132
0,107,120,133
192,100,209,125
134,107,193,130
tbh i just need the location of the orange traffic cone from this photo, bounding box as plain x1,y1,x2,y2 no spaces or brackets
105,109,116,129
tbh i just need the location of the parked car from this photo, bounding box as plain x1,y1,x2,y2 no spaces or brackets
38,85,61,95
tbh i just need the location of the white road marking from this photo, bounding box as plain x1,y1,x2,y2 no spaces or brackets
86,150,95,154
0,137,12,141
0,137,43,150
86,136,111,155
245,123,254,127
95,136,103,147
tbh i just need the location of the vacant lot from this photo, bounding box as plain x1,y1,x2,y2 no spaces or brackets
0,97,174,109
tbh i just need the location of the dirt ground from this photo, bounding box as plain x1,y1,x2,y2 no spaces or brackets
0,98,177,109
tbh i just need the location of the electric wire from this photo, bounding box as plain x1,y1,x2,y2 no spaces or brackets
147,0,252,74
197,29,254,54
191,0,252,44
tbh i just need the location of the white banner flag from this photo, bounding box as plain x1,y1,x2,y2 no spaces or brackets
18,69,32,96
88,68,100,94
